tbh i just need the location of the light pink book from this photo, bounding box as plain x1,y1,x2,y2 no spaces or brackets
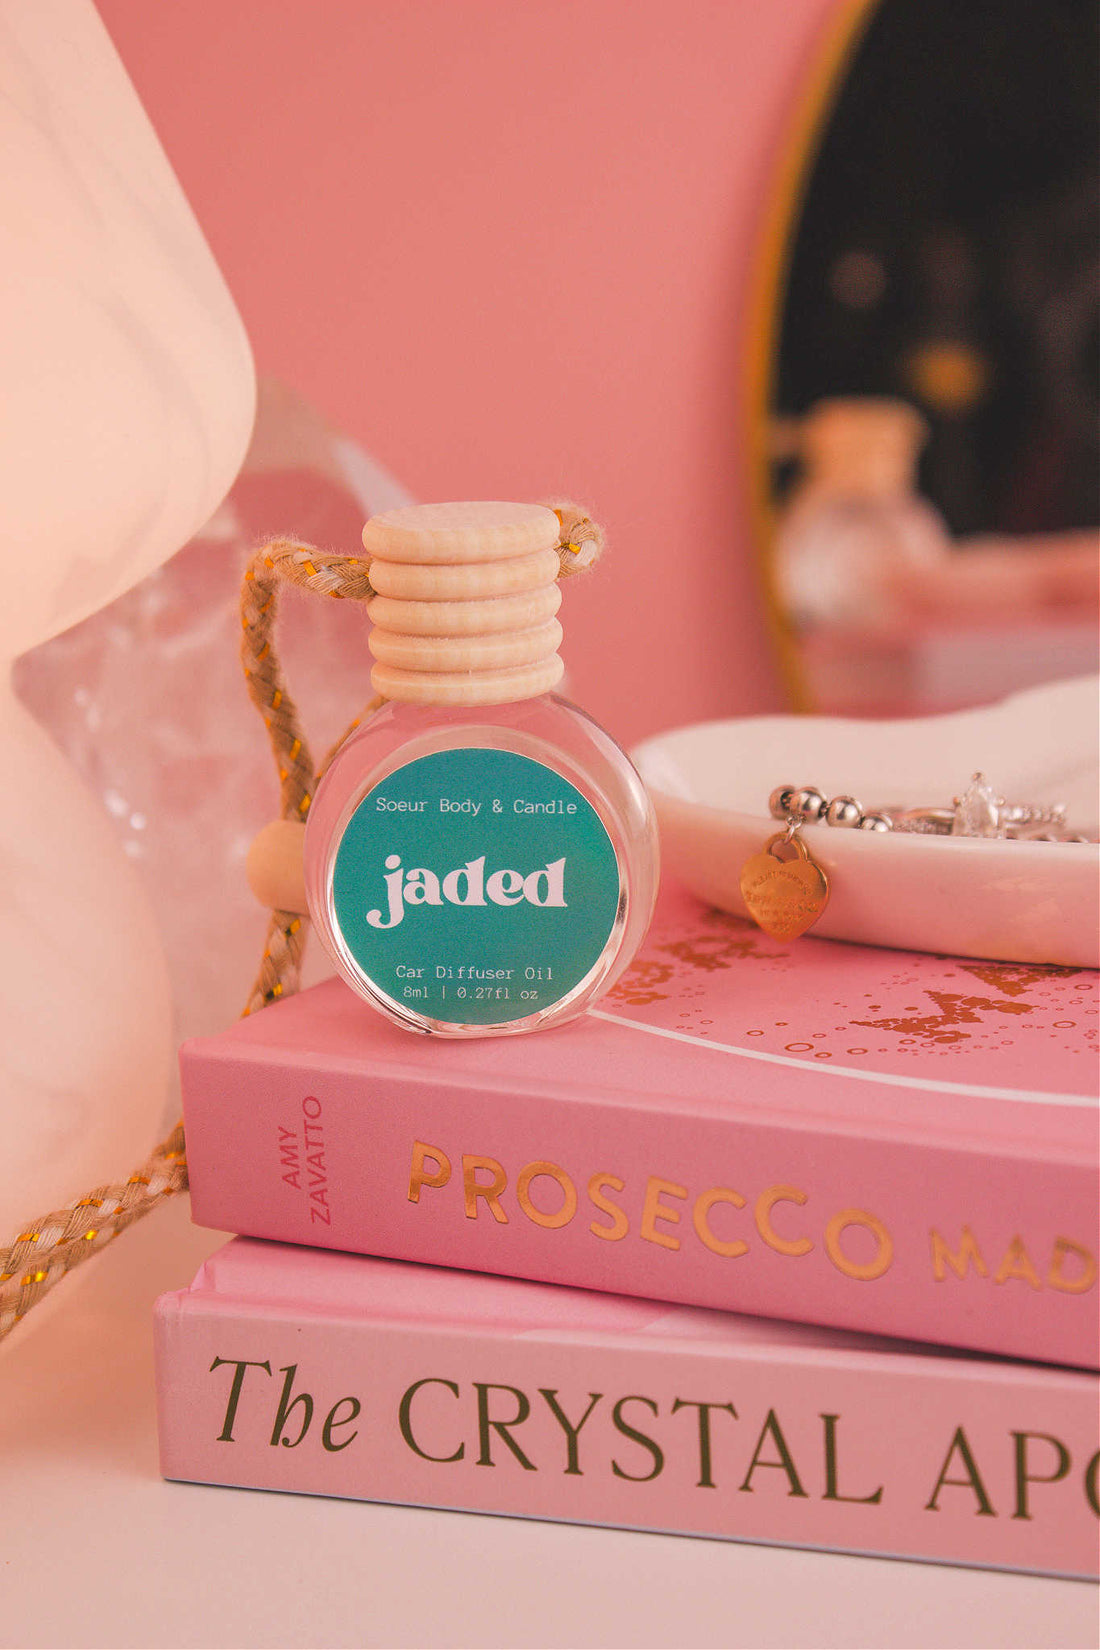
154,1239,1100,1578
181,885,1099,1368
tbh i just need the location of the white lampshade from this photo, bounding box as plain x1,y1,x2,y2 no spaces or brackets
0,0,255,657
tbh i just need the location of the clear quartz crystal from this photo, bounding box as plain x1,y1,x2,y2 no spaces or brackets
16,383,414,1046
952,773,1002,837
304,694,659,1037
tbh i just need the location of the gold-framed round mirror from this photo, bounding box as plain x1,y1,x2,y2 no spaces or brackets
750,0,1099,717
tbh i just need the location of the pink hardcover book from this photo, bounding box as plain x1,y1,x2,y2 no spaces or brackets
181,885,1099,1368
154,1239,1100,1578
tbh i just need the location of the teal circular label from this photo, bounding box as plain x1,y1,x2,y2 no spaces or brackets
330,748,621,1025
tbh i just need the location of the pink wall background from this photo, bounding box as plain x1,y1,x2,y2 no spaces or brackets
98,0,841,748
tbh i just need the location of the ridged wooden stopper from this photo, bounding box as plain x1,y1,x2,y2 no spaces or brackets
362,501,566,705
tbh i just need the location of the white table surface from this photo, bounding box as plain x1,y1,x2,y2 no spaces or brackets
2,1197,1096,1650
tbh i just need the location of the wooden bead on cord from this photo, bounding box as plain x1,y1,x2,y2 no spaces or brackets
246,819,308,915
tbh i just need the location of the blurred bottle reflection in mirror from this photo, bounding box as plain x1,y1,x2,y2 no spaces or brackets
767,0,1099,716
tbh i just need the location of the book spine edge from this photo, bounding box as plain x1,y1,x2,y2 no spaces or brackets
181,1044,1099,1368
154,1290,1100,1579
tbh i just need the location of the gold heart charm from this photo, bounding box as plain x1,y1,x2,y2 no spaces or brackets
740,832,829,940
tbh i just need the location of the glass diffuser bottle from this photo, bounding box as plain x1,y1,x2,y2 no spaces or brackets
303,501,659,1036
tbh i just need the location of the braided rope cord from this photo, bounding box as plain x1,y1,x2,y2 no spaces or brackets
0,504,602,1342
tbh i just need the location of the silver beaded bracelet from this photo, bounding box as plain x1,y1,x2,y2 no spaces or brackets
769,773,1089,842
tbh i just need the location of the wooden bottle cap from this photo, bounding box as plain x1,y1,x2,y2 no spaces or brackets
361,502,570,704
246,819,308,914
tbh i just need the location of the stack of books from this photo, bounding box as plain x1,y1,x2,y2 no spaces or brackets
156,883,1099,1578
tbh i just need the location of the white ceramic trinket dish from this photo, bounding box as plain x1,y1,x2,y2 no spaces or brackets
632,676,1099,967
